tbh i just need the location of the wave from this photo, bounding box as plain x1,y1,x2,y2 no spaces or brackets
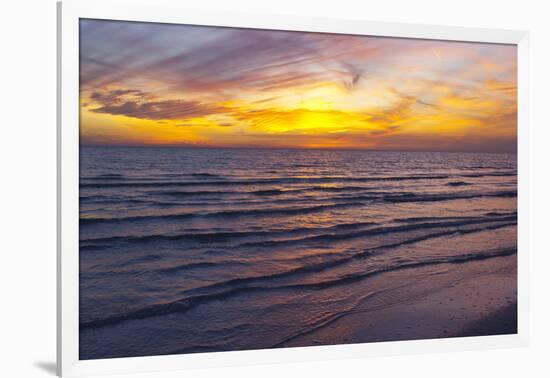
80,221,376,246
80,174,125,180
80,189,516,226
148,189,235,197
190,173,222,178
228,190,513,207
79,170,518,190
82,173,225,181
79,175,452,189
85,260,245,278
79,194,113,202
80,244,516,330
396,211,516,223
88,220,516,295
461,171,516,178
464,165,512,170
81,170,515,184
383,190,516,203
238,215,517,249
247,190,516,207
251,189,285,196
152,186,377,198
79,202,365,225
447,181,471,187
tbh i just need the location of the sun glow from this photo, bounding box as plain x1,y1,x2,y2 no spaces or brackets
80,19,517,152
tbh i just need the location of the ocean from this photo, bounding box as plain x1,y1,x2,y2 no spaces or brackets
79,147,517,359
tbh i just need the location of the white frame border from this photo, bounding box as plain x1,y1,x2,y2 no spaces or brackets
57,1,530,376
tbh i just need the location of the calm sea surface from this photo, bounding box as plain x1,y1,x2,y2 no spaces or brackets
79,147,517,359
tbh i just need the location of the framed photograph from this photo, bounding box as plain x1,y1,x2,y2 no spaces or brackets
57,0,529,376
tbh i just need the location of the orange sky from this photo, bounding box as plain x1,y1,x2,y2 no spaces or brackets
80,19,517,152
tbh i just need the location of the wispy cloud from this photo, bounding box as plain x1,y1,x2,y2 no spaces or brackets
79,19,517,152
92,98,227,121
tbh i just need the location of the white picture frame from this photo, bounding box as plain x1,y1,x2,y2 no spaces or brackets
57,0,530,376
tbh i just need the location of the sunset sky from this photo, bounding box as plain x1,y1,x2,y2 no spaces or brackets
80,19,517,152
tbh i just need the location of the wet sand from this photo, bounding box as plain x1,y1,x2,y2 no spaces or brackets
460,302,517,337
280,254,517,347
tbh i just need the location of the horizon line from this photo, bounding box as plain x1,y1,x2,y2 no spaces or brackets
80,144,517,155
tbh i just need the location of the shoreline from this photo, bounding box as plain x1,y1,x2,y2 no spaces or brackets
280,254,517,348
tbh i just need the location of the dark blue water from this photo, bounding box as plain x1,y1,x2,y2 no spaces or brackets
79,147,517,359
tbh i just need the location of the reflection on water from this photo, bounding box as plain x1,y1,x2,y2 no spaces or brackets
79,147,517,359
